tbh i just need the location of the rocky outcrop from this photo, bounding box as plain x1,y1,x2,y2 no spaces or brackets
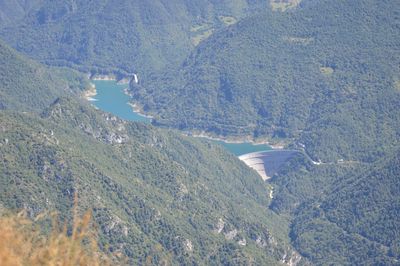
280,250,303,266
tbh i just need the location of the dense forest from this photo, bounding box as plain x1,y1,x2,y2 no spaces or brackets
0,0,267,77
289,148,400,265
0,40,88,112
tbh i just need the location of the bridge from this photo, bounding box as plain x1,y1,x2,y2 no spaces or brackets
238,150,300,180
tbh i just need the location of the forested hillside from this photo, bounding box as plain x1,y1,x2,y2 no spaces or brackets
0,40,87,112
290,148,400,265
0,39,300,264
126,1,400,264
1,100,301,264
133,0,400,162
0,0,267,77
1,0,399,265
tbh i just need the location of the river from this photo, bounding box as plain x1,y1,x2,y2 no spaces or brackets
90,80,272,156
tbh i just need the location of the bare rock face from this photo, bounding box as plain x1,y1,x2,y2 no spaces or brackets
105,131,129,144
281,250,303,266
256,236,267,248
270,0,302,12
184,239,193,253
224,229,238,240
238,238,247,246
214,218,225,234
103,213,129,237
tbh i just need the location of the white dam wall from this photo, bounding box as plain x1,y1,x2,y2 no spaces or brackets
239,150,300,181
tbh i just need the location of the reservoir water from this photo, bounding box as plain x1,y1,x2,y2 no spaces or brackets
91,80,271,156
91,80,151,123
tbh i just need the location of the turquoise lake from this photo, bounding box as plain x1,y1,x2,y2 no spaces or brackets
91,80,271,156
91,80,151,123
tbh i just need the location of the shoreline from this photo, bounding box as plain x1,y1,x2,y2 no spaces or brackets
123,80,284,148
82,83,97,101
189,132,268,144
117,78,131,85
123,88,154,119
127,103,154,119
123,88,133,97
187,132,285,149
91,74,133,84
88,78,285,150
91,75,116,81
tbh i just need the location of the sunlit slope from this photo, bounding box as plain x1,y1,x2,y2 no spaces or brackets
290,148,400,265
133,0,400,162
0,96,299,264
0,35,299,265
0,0,267,76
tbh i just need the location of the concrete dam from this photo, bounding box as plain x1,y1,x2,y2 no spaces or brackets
239,150,300,180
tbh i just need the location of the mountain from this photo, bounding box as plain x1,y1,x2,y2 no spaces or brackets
0,40,88,112
0,99,300,264
290,148,400,265
131,0,400,162
0,40,299,264
1,1,400,265
123,1,400,264
0,0,267,76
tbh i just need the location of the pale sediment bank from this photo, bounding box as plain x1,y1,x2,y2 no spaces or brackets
117,78,131,85
91,75,117,81
123,88,133,97
187,132,285,149
91,74,136,84
123,87,153,119
127,102,154,119
82,83,97,101
267,143,285,150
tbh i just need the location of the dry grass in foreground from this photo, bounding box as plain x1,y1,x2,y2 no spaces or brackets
0,209,111,266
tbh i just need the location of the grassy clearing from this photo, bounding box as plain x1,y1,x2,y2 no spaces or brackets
192,29,214,46
283,36,314,45
190,24,211,32
320,66,334,75
219,16,237,26
394,79,400,91
270,0,301,12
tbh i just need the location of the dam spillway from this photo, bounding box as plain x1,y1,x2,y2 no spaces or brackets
239,150,300,181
